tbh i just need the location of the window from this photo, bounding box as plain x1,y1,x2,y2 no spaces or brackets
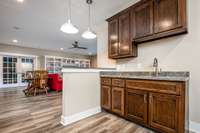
3,56,18,84
21,57,34,83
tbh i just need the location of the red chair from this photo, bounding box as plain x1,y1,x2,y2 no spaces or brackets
48,74,63,91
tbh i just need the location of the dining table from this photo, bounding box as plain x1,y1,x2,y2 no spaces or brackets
23,77,52,96
23,78,34,96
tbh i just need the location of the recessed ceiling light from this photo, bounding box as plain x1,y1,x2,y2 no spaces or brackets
60,48,64,51
12,39,18,43
17,0,24,3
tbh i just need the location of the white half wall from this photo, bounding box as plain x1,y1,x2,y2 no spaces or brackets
61,72,101,125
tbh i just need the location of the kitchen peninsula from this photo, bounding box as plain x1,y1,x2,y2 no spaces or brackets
61,69,189,133
60,68,115,126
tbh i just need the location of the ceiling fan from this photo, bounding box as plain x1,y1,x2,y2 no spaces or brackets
69,41,88,50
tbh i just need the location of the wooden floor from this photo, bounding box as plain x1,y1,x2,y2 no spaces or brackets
0,87,158,133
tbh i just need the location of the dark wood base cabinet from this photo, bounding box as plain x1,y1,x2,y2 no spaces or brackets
149,93,181,133
101,77,189,133
126,89,148,125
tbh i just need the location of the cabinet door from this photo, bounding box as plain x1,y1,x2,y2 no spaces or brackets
149,93,180,133
101,86,111,110
118,11,132,57
108,18,119,58
112,87,124,115
154,0,183,33
132,0,153,39
125,89,148,125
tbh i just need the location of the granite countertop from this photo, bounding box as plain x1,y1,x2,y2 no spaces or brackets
100,71,190,82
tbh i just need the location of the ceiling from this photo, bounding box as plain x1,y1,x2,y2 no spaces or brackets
0,0,133,55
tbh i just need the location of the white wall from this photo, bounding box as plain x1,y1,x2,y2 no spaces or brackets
97,0,200,126
0,43,90,69
96,23,116,68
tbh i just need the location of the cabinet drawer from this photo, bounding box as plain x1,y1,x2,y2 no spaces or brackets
101,78,111,85
112,79,125,87
126,80,182,95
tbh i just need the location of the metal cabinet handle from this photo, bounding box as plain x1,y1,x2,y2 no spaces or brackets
103,80,108,83
149,95,153,104
144,94,147,103
115,81,121,85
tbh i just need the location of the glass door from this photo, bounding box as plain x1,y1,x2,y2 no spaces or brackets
20,57,34,86
2,56,18,86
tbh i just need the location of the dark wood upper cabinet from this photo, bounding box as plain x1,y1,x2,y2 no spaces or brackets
126,89,148,125
154,0,185,33
118,11,132,56
107,0,187,59
112,87,125,116
132,0,154,39
149,93,180,133
107,9,137,59
108,18,119,58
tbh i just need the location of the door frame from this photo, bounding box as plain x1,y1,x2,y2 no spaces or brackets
0,52,38,88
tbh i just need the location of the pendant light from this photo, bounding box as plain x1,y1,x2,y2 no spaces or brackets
60,0,79,34
82,0,97,39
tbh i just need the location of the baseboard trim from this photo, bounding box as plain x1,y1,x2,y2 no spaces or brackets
190,121,200,133
60,107,101,126
0,84,26,88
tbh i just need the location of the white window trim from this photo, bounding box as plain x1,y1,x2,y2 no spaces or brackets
0,52,38,58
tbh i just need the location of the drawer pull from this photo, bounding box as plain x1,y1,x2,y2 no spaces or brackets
112,79,125,87
115,82,121,85
101,78,111,85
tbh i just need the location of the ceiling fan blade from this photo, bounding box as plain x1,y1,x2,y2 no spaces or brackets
72,43,77,47
70,41,87,50
72,41,79,47
77,47,88,49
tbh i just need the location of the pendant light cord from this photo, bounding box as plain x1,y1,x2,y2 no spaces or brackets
88,3,91,29
68,0,71,21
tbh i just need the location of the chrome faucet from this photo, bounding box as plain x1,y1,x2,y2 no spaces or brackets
153,58,159,76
